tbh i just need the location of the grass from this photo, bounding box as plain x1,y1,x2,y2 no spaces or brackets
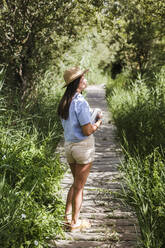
106,68,165,248
0,67,65,247
120,149,165,248
107,70,165,157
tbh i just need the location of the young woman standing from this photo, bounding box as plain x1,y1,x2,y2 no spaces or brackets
57,66,102,231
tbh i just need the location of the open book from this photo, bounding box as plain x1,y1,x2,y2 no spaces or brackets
90,108,102,124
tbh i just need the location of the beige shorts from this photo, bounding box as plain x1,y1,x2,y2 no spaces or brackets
64,135,95,165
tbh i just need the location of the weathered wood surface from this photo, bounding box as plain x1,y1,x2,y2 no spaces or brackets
53,84,140,248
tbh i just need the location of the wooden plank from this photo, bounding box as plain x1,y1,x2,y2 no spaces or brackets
54,84,140,248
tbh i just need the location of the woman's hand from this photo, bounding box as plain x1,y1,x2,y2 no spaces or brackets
96,111,103,122
82,119,102,136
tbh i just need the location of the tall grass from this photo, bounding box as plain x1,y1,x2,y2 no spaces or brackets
107,69,165,248
107,70,165,157
0,68,65,247
121,148,165,248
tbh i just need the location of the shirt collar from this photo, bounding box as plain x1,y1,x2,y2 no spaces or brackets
73,92,81,100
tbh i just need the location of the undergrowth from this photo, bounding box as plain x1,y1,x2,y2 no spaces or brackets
0,67,65,248
106,68,165,248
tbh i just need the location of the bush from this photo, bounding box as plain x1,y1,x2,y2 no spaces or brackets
106,70,131,97
107,70,165,156
121,149,165,248
107,69,165,248
0,68,65,247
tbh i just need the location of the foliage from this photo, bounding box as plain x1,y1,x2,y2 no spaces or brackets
107,69,165,156
99,0,165,79
106,69,131,96
0,29,112,246
0,68,65,247
121,149,165,248
107,69,165,247
0,67,6,91
61,27,111,85
0,0,101,101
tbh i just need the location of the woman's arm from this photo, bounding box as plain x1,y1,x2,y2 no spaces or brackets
82,119,102,136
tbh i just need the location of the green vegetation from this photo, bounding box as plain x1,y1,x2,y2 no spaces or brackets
121,149,165,248
0,0,99,101
0,68,65,247
0,0,165,247
107,69,165,247
107,69,165,157
100,0,165,79
0,1,106,246
104,1,165,247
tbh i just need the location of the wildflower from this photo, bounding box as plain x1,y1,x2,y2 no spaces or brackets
21,214,26,219
34,240,39,246
2,155,6,160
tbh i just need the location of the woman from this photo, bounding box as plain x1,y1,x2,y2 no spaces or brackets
57,66,102,232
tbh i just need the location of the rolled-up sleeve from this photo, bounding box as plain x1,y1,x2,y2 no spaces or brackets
76,100,91,126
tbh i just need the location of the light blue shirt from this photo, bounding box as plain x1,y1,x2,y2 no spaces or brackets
61,92,91,142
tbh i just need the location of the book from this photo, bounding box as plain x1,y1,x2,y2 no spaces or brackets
90,108,102,123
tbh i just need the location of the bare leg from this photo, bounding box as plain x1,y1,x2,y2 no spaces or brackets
71,162,92,225
65,184,74,222
65,164,76,222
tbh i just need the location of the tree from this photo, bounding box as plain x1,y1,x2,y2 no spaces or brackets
0,0,98,101
99,0,165,79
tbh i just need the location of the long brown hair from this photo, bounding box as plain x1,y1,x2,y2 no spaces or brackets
57,76,81,120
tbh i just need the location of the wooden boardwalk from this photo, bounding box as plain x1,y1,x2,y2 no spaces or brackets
53,84,139,248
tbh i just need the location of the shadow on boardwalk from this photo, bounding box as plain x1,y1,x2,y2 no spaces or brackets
53,84,140,248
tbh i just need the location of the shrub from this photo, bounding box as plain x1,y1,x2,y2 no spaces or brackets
0,68,65,247
107,70,165,156
121,149,165,248
107,69,165,248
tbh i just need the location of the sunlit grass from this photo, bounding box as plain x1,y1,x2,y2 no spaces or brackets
0,68,65,247
106,69,165,248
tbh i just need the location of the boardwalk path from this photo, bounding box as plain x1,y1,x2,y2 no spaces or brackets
54,84,139,248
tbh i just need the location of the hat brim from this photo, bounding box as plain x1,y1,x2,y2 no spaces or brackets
63,69,89,88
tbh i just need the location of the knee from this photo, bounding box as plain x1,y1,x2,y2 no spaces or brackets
73,183,83,192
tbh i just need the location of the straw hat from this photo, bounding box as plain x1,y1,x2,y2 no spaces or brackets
63,67,89,88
